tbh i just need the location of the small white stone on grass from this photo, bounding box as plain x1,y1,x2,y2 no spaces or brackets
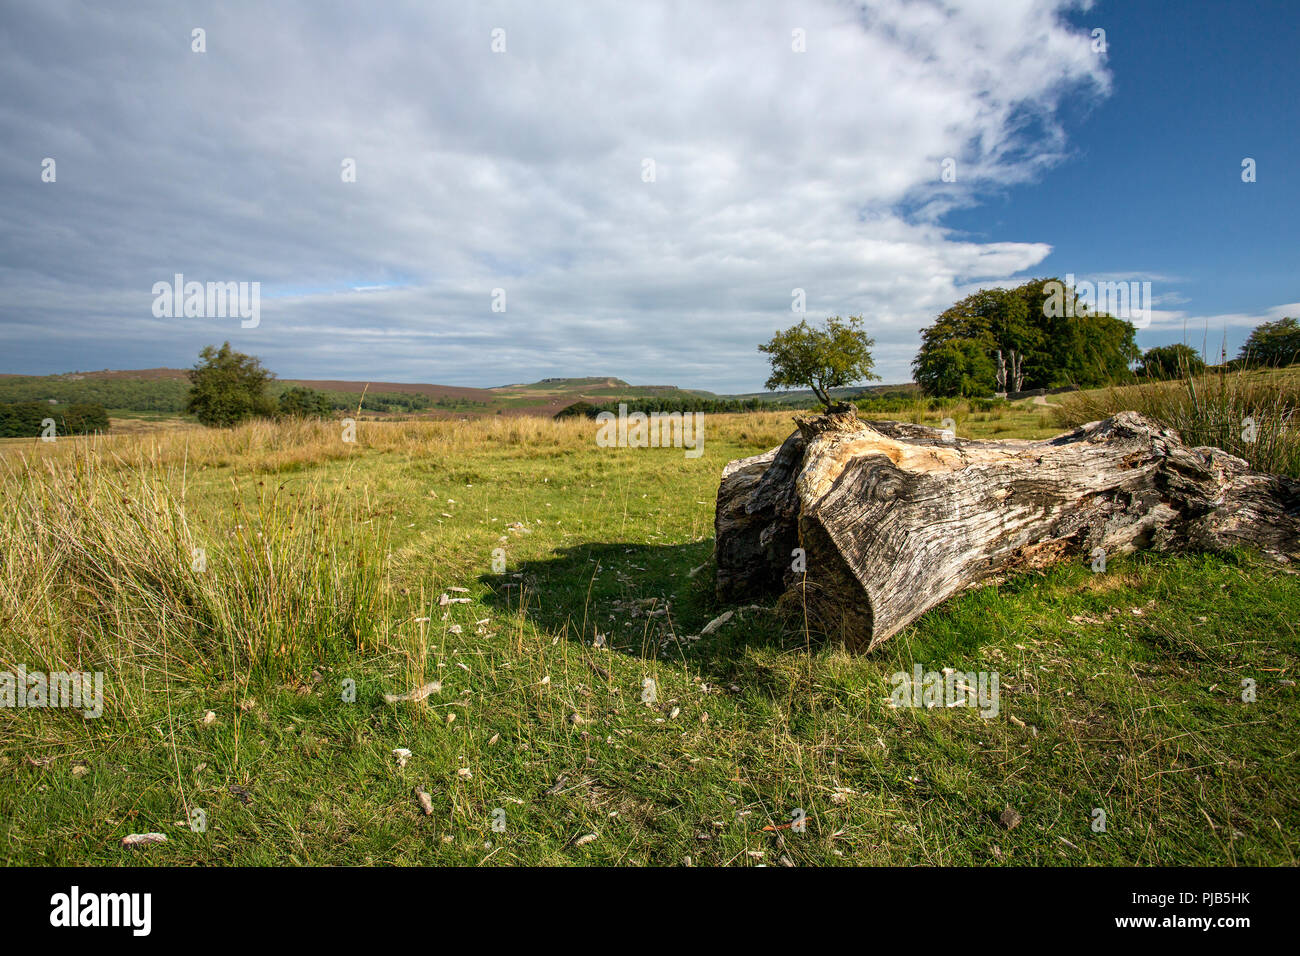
120,833,168,848
700,611,733,635
414,787,434,815
383,681,441,705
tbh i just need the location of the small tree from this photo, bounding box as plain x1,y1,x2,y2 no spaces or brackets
1136,344,1206,379
758,315,879,409
278,385,335,418
186,342,276,427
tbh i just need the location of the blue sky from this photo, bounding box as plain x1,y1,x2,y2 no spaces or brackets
947,0,1299,355
0,0,1295,390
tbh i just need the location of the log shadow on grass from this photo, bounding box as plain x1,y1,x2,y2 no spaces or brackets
476,540,1029,691
476,540,824,679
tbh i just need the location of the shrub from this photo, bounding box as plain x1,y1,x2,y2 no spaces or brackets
186,342,276,427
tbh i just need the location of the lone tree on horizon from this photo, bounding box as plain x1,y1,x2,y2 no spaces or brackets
186,342,276,427
758,314,879,410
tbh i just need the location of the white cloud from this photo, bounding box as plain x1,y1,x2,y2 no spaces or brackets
0,0,1112,389
1144,302,1300,334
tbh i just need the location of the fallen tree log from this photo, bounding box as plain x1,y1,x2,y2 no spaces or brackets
715,408,1300,651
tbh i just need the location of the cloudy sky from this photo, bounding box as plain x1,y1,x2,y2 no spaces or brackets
2,0,1296,391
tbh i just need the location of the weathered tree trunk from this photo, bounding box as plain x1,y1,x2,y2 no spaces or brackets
715,408,1300,651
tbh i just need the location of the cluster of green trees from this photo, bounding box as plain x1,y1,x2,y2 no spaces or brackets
318,390,438,414
1135,344,1206,379
1129,318,1298,381
913,284,1296,396
912,279,1139,397
1238,316,1300,367
277,386,335,418
186,344,352,426
0,402,109,438
757,297,1299,409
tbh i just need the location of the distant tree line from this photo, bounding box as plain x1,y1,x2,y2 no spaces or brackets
556,395,770,419
0,376,190,411
0,401,109,438
313,389,448,414
1133,320,1299,380
277,386,335,418
10,314,1296,434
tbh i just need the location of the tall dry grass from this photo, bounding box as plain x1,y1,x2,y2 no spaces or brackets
0,413,624,475
0,440,391,709
1054,367,1300,477
0,409,812,475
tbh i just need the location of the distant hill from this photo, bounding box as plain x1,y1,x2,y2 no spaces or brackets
0,369,762,419
283,378,496,402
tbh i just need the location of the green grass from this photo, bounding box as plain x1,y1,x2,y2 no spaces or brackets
1,409,1296,865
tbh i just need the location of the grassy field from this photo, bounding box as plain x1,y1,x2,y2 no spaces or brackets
1,403,1296,866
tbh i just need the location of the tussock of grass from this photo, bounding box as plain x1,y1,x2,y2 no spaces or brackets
0,444,389,695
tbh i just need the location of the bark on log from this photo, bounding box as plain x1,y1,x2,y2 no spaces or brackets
715,408,1300,651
